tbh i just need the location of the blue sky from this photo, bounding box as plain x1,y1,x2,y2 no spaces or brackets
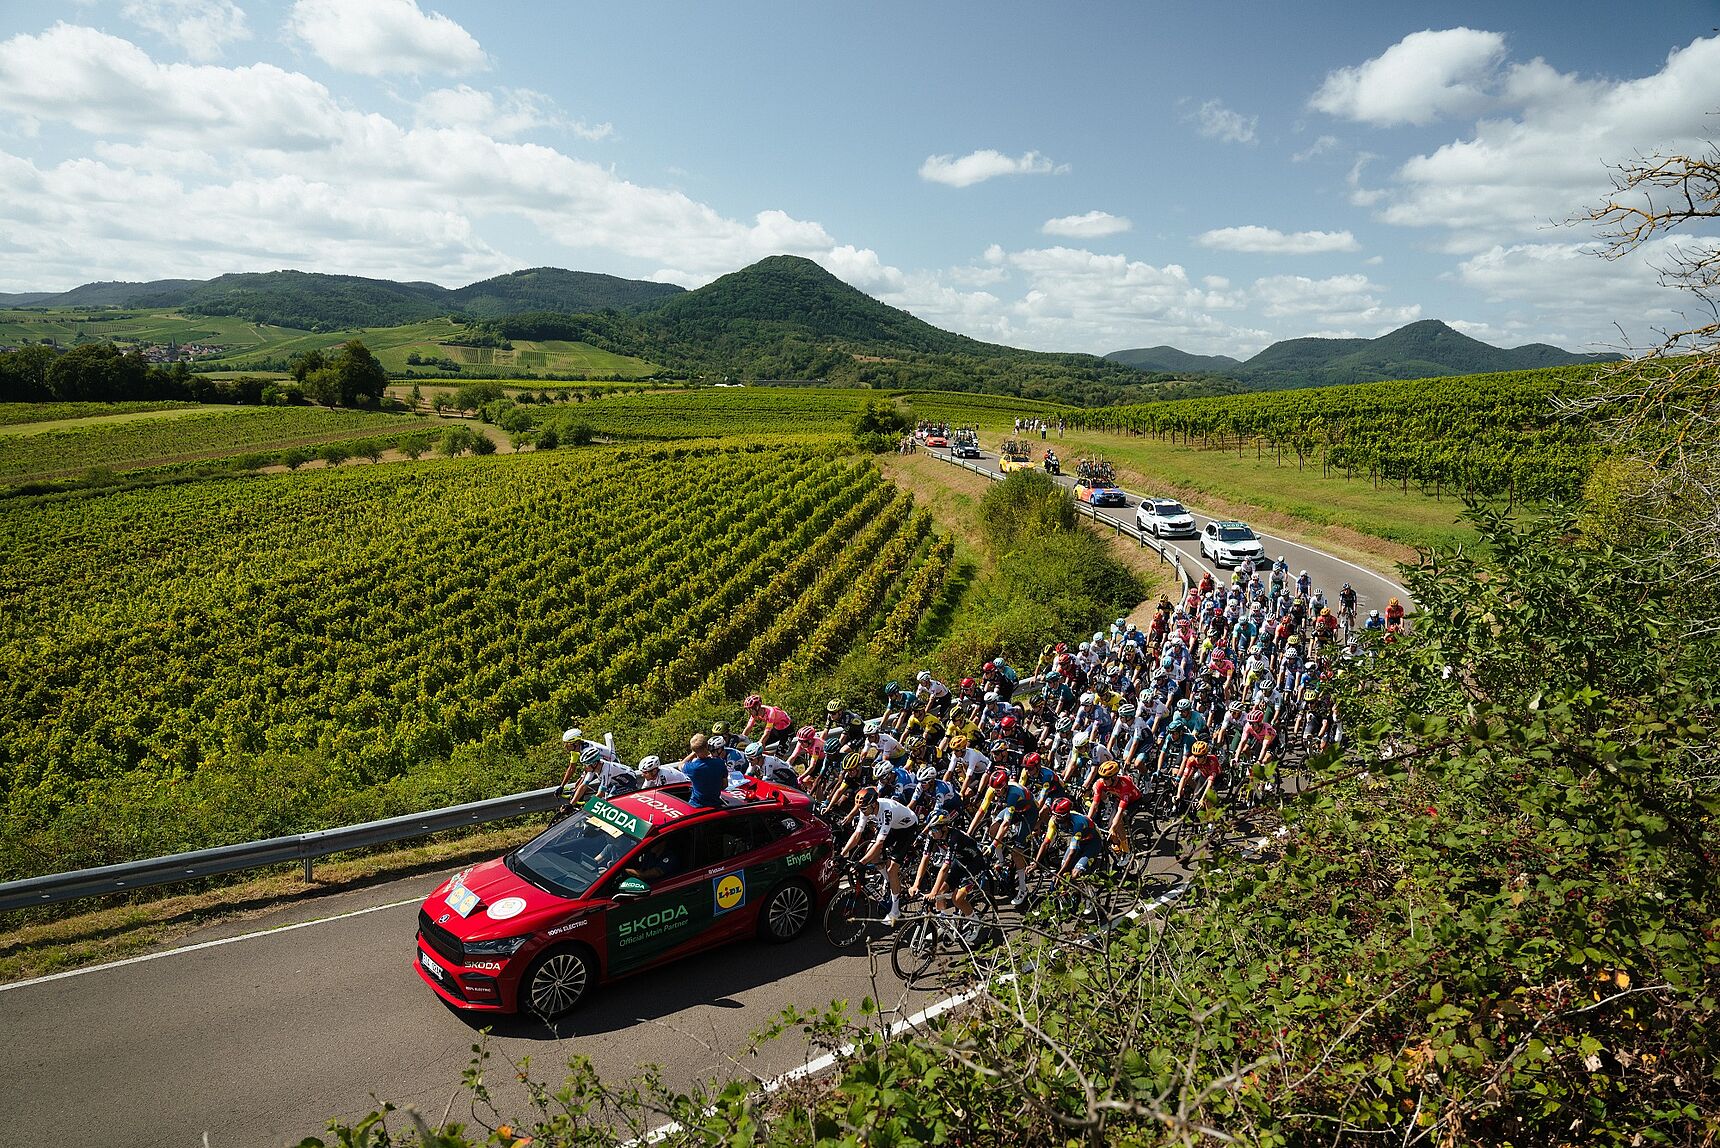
1,1,1716,357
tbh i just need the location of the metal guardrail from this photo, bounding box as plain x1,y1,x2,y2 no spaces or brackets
0,786,565,912
933,450,1193,594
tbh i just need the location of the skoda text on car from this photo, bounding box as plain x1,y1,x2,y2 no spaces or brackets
415,782,836,1020
1136,498,1197,539
1200,520,1269,568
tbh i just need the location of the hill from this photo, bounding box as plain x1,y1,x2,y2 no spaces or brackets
1110,319,1614,390
446,267,681,318
1105,345,1243,374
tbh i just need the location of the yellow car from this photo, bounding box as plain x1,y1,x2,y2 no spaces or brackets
999,439,1035,472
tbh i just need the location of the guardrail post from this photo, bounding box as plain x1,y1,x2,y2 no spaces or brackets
304,857,314,883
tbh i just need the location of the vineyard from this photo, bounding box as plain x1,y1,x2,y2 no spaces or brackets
1065,365,1604,502
889,390,1074,430
0,444,957,878
525,387,877,440
0,401,195,427
0,405,426,482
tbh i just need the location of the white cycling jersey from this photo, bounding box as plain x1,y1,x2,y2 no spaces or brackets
871,797,919,839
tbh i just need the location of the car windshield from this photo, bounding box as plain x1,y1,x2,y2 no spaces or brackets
1154,501,1187,516
1217,525,1256,542
508,813,639,898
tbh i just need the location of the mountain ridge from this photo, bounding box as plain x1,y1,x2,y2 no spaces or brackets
1109,318,1613,389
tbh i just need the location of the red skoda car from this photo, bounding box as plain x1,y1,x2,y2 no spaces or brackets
415,782,836,1019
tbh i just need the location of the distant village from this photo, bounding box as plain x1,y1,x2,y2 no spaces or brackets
0,339,225,361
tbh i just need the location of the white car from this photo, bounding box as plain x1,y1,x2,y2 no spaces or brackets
1200,521,1268,568
1136,498,1197,539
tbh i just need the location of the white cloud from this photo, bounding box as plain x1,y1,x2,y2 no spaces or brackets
1197,226,1360,255
1291,134,1338,162
1346,152,1385,207
416,84,610,140
1042,210,1132,238
1311,27,1506,126
287,0,485,77
1252,273,1421,329
918,149,1063,188
1192,98,1257,144
121,0,249,61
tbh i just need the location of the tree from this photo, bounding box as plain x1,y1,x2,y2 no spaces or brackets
281,447,312,470
317,442,352,467
1571,140,1720,587
330,340,387,407
852,397,910,450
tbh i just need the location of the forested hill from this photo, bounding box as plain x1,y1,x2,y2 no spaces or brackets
473,256,1185,405
1109,319,1615,390
7,269,685,331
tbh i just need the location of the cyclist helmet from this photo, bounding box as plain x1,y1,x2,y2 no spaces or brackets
1389,597,1400,606
916,670,932,683
950,735,969,751
960,677,975,688
1050,797,1074,818
745,741,763,759
1321,607,1333,616
1055,715,1074,733
709,734,726,750
1176,698,1192,712
1022,752,1042,768
1305,659,1319,670
827,698,844,714
855,786,878,808
840,752,865,774
1342,581,1352,589
1369,609,1381,619
926,811,954,834
1079,691,1097,706
872,761,895,782
561,728,582,744
1191,741,1209,756
710,721,728,736
579,745,604,766
983,689,1000,704
1247,708,1265,723
1098,760,1120,778
989,739,1011,758
908,694,927,710
638,755,663,774
1118,702,1137,721
915,764,939,785
903,735,925,751
743,693,762,710
1000,715,1017,732
883,680,900,698
1077,642,1090,654
1093,631,1105,643
1299,569,1307,577
982,661,996,673
797,725,818,743
987,768,1011,790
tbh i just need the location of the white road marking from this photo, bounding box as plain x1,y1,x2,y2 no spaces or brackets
0,895,424,993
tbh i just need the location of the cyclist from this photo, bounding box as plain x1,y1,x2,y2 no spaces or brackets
787,724,826,778
842,786,920,924
915,669,952,718
1385,596,1406,628
558,727,615,788
1338,582,1357,628
1088,759,1144,854
1314,606,1339,644
910,811,992,925
564,744,631,805
1363,609,1386,633
1175,739,1223,807
1035,797,1108,894
637,754,690,789
1157,698,1208,771
1237,708,1279,767
970,768,1037,907
743,741,799,787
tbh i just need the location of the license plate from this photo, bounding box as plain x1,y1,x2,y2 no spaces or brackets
420,951,445,980
446,880,480,917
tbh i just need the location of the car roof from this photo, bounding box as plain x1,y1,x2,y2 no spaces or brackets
601,782,804,836
1148,498,1184,508
1214,520,1251,529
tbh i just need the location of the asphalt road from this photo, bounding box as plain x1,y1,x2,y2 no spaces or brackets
929,446,1411,616
0,875,928,1148
0,451,1407,1148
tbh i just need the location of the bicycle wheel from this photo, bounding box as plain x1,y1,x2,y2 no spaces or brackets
822,889,869,950
889,911,945,983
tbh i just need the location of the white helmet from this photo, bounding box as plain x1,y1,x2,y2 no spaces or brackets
1299,570,1308,577
1079,691,1097,706
1078,642,1090,653
984,690,1000,704
1092,631,1104,643
710,734,727,750
916,670,931,683
638,754,662,773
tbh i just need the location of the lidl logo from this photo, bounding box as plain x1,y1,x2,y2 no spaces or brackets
713,872,746,914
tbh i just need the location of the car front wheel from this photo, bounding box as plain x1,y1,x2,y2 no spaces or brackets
523,946,593,1020
759,880,814,943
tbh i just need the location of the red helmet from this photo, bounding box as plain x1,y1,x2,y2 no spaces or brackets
982,661,996,673
1000,716,1016,732
1055,642,1068,653
960,677,975,689
1051,797,1073,817
796,725,818,742
744,693,762,710
987,768,1010,790
1022,752,1041,768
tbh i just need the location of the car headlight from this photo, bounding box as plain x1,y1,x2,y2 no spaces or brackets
463,935,529,957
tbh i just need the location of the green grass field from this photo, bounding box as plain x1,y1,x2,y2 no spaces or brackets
0,401,196,428
0,309,299,357
0,405,425,482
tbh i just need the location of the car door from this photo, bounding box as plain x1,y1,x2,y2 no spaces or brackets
1202,522,1217,556
600,825,712,976
686,814,796,944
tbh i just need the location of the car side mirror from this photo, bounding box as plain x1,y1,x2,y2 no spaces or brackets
612,876,650,900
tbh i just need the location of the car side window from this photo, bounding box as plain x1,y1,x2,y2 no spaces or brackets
692,820,760,867
614,826,691,888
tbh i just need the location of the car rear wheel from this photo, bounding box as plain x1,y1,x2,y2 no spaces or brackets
523,946,593,1020
759,880,814,943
